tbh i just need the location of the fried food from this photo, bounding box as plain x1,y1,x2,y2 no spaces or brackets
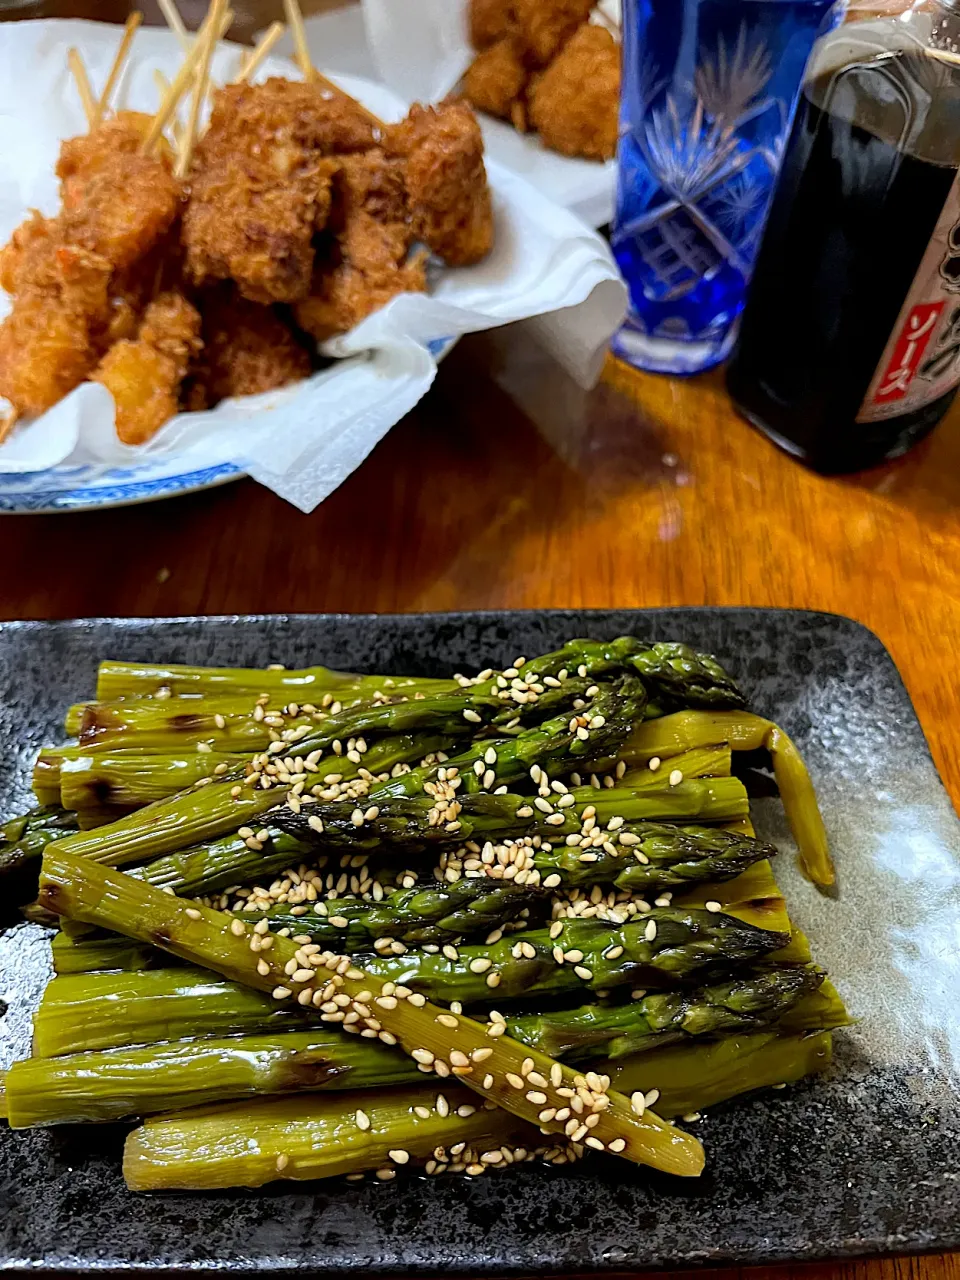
469,0,517,49
196,288,312,401
388,103,493,268
57,113,182,272
513,0,594,66
92,291,202,445
294,151,427,342
528,23,621,160
182,79,375,305
0,244,111,417
0,211,59,297
463,36,528,121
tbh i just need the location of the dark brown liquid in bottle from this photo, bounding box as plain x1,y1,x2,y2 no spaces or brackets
728,44,960,472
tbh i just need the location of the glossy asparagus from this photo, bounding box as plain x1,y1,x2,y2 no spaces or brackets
4,1030,422,1125
621,711,834,887
39,849,706,1176
94,658,459,701
607,1029,833,1116
236,877,542,948
356,910,789,1004
504,967,824,1060
122,1087,540,1190
122,1032,832,1192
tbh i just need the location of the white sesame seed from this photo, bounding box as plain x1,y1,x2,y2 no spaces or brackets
669,769,683,787
463,709,482,723
389,1149,410,1164
705,900,722,913
644,919,658,942
608,1138,626,1152
272,986,291,1000
229,919,246,937
486,972,501,988
631,1091,646,1115
648,757,661,771
644,1088,660,1106
276,1153,289,1171
355,1109,371,1130
185,907,201,920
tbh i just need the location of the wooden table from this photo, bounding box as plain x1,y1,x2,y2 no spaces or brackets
1,330,958,1280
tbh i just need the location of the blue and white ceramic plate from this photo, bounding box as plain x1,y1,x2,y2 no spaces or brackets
0,336,456,514
0,459,244,514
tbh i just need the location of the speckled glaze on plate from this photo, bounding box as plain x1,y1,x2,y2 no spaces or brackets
1,609,958,1274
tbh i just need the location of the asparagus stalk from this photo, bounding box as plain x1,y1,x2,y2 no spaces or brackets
0,805,77,903
236,878,542,948
504,967,825,1061
621,711,833,887
39,849,705,1176
39,849,706,1177
123,1087,540,1190
45,677,652,869
94,659,458,701
4,1030,423,1126
356,910,789,1004
46,729,455,867
532,821,775,892
51,931,178,975
33,967,309,1056
607,1029,833,1116
57,750,240,812
122,1033,831,1193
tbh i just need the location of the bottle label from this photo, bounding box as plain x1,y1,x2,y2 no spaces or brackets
857,166,960,423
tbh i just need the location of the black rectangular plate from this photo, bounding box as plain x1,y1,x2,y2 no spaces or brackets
1,609,959,1274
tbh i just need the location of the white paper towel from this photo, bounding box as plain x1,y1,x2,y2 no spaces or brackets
0,19,626,512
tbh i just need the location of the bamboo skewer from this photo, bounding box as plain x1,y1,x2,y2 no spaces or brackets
282,0,384,129
153,70,184,149
67,48,97,129
158,0,190,53
239,20,285,82
96,12,143,123
141,3,226,155
176,0,227,178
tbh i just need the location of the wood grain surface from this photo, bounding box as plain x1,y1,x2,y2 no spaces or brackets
0,332,957,1280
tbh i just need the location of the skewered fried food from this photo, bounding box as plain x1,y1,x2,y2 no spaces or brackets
513,0,594,66
469,0,517,49
182,79,376,304
528,23,620,161
195,287,312,401
294,152,427,342
57,112,182,272
463,35,528,121
0,244,111,417
92,291,201,445
0,211,59,297
388,103,493,268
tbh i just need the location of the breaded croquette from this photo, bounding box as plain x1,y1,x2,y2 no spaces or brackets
529,23,621,160
183,79,376,305
92,291,202,445
388,103,493,267
463,35,528,121
196,288,312,401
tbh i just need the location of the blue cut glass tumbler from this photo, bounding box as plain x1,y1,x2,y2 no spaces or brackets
612,0,843,375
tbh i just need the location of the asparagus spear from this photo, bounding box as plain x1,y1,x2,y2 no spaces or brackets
120,1029,833,1192
504,967,824,1061
39,849,706,1176
46,729,455,867
236,878,542,948
57,750,240,812
94,659,458,701
356,910,789,1004
51,931,179,975
45,677,651,868
0,805,77,903
33,967,309,1056
122,1087,540,1190
4,1030,423,1126
531,821,775,891
607,1029,833,1116
621,711,833,887
32,963,846,1058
